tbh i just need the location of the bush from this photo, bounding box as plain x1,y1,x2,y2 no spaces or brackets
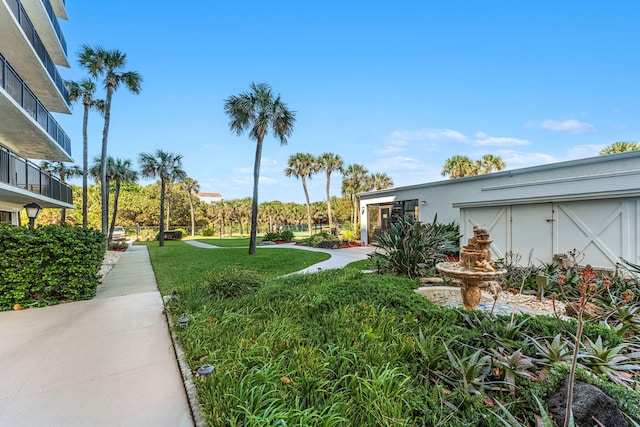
280,230,294,241
108,241,128,251
201,227,215,237
307,231,340,248
0,224,105,309
204,267,263,298
158,229,183,240
262,230,295,242
369,215,460,278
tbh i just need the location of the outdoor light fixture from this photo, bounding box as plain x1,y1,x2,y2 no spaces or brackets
178,314,190,329
421,201,427,206
23,202,41,228
197,364,215,379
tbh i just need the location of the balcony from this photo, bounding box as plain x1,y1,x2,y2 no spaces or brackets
21,0,69,65
0,146,74,208
0,52,72,161
1,0,70,112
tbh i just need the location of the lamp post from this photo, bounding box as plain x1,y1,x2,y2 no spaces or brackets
318,214,324,232
24,202,41,228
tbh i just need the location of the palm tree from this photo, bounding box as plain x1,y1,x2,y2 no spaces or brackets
78,45,142,236
317,152,343,233
179,177,200,237
106,158,137,244
65,78,104,228
40,162,81,224
600,141,640,155
224,82,296,255
371,172,394,190
441,155,477,178
475,154,505,175
285,153,319,235
342,164,370,227
138,150,186,247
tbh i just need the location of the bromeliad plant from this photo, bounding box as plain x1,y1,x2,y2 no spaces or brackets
551,249,635,427
369,215,460,278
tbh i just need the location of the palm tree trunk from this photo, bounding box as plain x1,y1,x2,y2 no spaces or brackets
108,182,121,245
326,173,333,233
188,192,195,237
302,176,312,236
249,138,263,255
100,86,114,236
159,178,166,247
82,104,89,228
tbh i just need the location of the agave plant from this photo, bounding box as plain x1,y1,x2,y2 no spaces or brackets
528,334,573,367
369,215,459,278
490,347,538,395
441,343,492,395
578,335,640,389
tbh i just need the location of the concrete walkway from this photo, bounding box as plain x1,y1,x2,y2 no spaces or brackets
183,240,373,273
0,246,193,427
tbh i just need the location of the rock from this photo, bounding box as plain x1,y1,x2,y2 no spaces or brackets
546,380,627,427
419,277,444,285
260,240,276,245
565,302,601,318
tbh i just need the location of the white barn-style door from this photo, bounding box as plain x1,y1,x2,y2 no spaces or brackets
461,199,638,269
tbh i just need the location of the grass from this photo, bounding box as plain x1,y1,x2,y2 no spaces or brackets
193,237,252,247
147,242,640,426
143,241,330,294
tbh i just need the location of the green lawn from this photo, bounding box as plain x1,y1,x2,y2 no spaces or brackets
193,237,252,247
143,240,330,294
145,241,640,426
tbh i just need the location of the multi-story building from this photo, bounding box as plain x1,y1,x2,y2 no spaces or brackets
0,0,73,225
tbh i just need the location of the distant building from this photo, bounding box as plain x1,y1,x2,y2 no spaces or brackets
359,151,640,269
195,192,222,204
0,0,73,224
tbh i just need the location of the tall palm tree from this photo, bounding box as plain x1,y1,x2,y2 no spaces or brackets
285,153,319,235
371,172,394,190
441,155,477,178
40,162,81,224
78,45,142,236
475,154,505,175
106,158,137,244
224,82,296,255
317,152,343,233
600,141,640,155
138,150,186,247
65,78,104,228
342,164,370,227
179,177,200,237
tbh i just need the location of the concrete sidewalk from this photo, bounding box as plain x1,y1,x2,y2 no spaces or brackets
183,240,373,273
0,246,193,427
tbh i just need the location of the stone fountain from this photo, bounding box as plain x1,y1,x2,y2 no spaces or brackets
436,226,507,309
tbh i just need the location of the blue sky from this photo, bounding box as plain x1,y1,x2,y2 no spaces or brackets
56,1,640,204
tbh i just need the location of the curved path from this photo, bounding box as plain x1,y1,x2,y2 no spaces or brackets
183,240,373,274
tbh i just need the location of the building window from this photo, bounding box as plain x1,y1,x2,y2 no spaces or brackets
0,211,12,223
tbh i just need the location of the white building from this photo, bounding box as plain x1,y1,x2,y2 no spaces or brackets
0,0,73,224
359,151,640,270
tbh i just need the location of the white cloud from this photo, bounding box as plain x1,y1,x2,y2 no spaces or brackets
474,132,530,147
540,119,596,134
376,128,467,155
498,150,559,168
565,144,605,159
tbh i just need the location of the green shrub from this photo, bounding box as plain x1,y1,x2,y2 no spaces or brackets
108,241,128,251
279,230,294,241
204,267,263,298
307,231,340,248
0,224,105,309
262,231,281,241
158,229,183,240
201,227,215,237
369,215,460,278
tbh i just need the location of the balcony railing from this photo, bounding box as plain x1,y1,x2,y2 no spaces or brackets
0,146,73,204
0,52,72,156
5,0,70,104
40,0,68,56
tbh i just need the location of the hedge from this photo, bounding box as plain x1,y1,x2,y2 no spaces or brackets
0,224,105,309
